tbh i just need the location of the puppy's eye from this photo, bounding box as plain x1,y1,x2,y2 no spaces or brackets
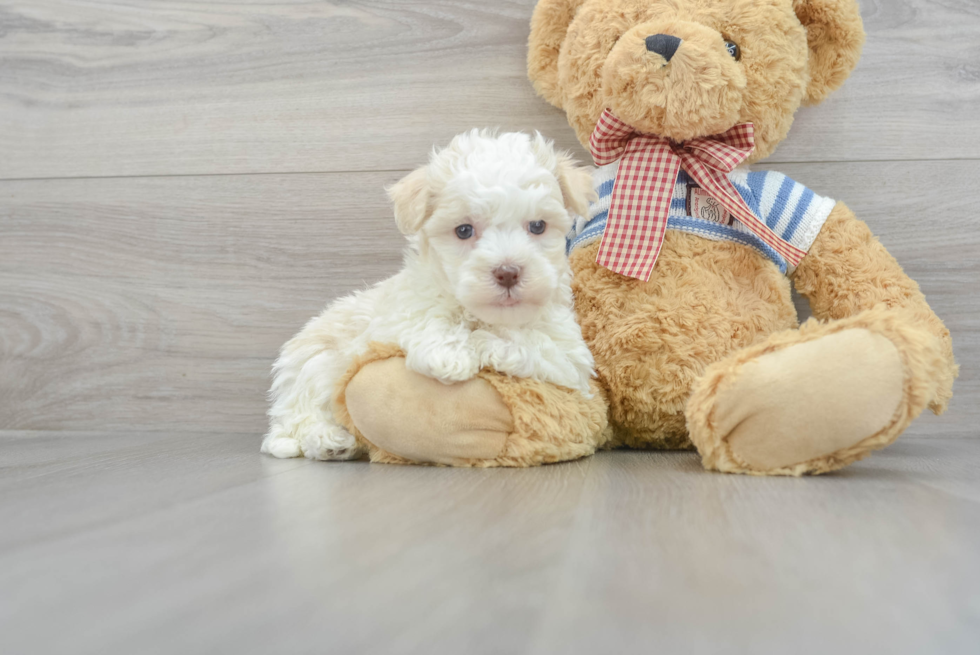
528,221,547,235
725,40,741,61
455,224,475,240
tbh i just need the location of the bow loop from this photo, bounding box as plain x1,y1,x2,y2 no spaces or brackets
589,109,655,166
588,109,805,281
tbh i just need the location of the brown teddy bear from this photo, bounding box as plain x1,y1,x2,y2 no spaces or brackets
527,0,958,474
339,0,957,475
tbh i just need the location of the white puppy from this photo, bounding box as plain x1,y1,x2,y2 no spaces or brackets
262,130,596,461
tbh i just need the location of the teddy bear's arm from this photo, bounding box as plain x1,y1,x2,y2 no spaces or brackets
791,202,958,413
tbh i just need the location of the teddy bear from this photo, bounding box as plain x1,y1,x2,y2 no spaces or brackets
338,0,957,475
525,0,958,474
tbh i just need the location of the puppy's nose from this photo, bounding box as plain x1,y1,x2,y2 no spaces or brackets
493,265,521,289
645,34,682,62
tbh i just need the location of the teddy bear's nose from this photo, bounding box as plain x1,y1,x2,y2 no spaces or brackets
645,34,682,62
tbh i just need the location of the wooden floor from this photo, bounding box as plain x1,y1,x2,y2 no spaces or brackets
1,1,979,652
1,432,979,654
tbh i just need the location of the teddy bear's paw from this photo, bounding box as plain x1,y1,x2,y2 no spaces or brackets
687,328,908,476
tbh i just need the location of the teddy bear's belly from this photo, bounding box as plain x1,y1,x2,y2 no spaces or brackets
570,232,799,449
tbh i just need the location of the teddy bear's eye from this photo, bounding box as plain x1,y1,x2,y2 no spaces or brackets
455,224,475,240
725,40,741,61
528,220,547,235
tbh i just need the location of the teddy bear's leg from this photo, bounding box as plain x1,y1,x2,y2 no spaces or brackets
686,203,957,476
793,203,957,414
337,347,611,468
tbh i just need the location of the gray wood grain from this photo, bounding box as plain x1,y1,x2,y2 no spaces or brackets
0,171,407,431
1,432,978,654
1,161,976,435
0,431,596,655
1,0,979,180
525,441,980,655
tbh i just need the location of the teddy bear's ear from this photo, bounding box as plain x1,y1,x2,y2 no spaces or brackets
794,0,866,104
528,0,587,109
387,167,431,235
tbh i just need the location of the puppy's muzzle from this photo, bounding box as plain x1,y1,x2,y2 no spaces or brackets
493,265,521,289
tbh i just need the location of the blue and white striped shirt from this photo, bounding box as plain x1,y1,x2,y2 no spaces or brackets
568,162,837,274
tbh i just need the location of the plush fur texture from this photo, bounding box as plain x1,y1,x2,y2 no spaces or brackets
569,231,799,450
524,0,957,475
262,131,598,461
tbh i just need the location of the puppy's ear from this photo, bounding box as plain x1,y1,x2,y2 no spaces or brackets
532,132,596,217
387,167,430,235
794,0,865,105
554,152,596,218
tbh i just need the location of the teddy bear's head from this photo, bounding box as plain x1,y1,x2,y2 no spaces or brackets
529,0,864,162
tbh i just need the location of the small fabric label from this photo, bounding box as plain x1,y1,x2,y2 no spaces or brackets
687,185,733,226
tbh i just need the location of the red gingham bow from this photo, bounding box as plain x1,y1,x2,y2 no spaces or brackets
589,108,807,281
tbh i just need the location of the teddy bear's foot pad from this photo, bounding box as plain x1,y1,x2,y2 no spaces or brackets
693,328,905,474
345,357,513,465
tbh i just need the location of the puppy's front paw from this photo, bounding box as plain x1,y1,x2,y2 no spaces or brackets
301,423,365,461
408,347,480,384
264,419,364,461
261,433,303,459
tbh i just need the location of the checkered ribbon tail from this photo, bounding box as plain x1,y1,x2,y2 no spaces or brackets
589,109,807,281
